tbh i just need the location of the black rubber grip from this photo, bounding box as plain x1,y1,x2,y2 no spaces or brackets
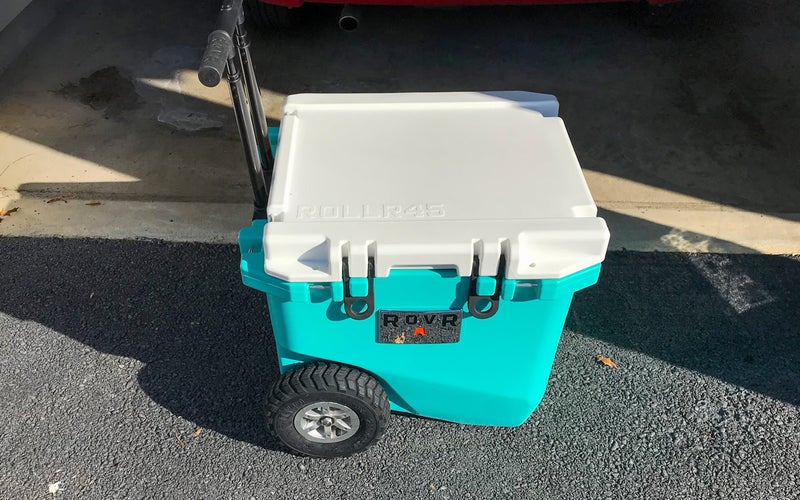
199,30,233,87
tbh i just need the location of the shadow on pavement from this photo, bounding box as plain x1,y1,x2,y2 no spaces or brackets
0,217,797,451
568,250,800,407
567,211,800,407
0,237,280,449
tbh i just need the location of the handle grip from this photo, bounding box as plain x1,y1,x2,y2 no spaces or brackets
198,0,243,87
199,30,232,87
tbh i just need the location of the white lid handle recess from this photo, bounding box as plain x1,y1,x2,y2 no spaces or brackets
262,218,610,282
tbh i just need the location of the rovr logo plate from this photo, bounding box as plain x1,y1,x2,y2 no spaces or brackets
377,310,462,344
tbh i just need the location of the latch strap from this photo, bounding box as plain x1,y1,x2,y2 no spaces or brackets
468,255,504,319
343,257,375,320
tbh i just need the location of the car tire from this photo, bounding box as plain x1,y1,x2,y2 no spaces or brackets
641,0,697,27
245,0,296,30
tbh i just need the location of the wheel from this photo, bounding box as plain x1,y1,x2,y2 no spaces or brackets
244,0,296,30
641,0,697,27
265,362,390,458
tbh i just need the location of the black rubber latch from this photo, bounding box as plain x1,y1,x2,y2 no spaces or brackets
343,257,375,320
467,255,505,320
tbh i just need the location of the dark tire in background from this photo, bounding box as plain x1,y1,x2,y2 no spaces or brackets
641,0,698,26
245,0,296,30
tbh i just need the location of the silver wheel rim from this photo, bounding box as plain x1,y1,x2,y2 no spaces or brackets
293,401,361,443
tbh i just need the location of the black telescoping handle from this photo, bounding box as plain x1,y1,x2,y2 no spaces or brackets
198,0,272,219
198,0,243,88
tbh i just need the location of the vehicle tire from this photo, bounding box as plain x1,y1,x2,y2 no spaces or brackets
265,362,390,458
641,0,697,27
244,0,295,30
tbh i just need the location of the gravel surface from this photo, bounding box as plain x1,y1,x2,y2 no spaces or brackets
1,238,798,499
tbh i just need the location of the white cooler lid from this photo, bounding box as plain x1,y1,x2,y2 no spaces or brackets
264,91,609,282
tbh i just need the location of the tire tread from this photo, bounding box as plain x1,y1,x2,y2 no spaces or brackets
265,362,390,457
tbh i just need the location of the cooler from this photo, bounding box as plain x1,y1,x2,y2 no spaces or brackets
239,91,609,433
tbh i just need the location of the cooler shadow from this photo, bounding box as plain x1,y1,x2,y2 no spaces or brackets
566,213,800,406
0,237,281,448
0,216,796,452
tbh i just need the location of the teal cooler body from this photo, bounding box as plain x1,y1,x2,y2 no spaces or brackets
241,220,602,426
242,92,610,427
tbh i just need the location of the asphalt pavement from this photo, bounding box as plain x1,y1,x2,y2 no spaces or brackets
1,238,798,499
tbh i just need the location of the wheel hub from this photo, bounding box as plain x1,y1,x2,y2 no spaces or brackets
293,401,361,443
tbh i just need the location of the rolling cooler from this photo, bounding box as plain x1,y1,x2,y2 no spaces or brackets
199,0,610,458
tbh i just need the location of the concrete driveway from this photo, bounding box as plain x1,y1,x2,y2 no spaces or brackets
0,0,798,251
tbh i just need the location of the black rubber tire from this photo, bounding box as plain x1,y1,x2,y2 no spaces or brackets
641,0,697,27
244,0,295,31
265,362,390,458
